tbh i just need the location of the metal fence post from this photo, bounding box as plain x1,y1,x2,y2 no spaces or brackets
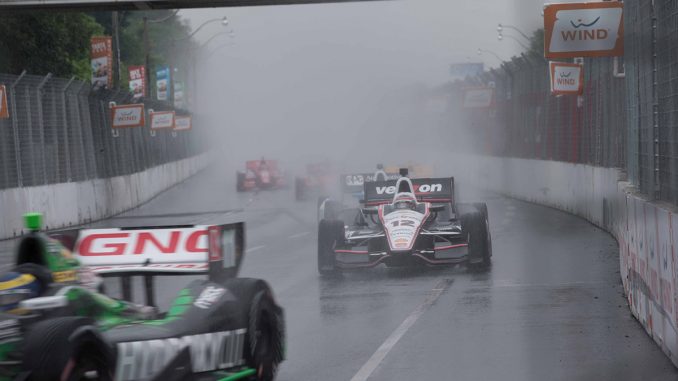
9,71,26,187
61,77,75,182
36,73,52,185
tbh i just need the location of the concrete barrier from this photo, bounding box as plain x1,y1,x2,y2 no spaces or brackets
0,153,210,239
452,154,678,367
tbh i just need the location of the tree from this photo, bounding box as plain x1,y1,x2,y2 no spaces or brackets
0,13,104,78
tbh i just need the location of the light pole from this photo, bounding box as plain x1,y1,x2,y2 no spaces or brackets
497,23,530,42
477,48,504,63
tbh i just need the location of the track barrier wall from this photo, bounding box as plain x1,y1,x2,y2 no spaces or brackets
452,155,678,366
0,152,210,240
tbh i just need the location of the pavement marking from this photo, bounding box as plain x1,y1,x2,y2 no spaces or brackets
246,245,267,253
350,278,453,381
288,231,310,239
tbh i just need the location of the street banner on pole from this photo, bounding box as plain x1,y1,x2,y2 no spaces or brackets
463,87,495,109
128,66,146,100
544,2,623,59
156,65,170,101
174,115,192,131
150,110,176,129
0,85,8,119
549,61,584,95
174,81,184,109
91,36,113,90
111,104,145,128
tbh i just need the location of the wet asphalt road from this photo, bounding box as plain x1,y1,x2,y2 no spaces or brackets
2,166,678,380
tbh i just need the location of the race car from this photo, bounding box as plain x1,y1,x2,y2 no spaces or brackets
317,170,491,274
0,213,285,381
294,162,335,201
236,159,285,192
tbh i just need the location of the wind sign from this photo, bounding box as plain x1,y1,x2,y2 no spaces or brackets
549,62,584,95
544,2,623,59
462,87,494,109
111,104,145,128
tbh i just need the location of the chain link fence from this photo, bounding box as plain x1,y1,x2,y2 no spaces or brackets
0,72,199,190
448,0,678,206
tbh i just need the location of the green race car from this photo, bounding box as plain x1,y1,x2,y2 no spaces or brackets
0,213,285,381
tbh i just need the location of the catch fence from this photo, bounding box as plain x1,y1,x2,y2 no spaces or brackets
0,72,199,190
451,0,678,206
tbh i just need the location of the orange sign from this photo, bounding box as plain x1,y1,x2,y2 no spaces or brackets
111,104,145,128
150,111,175,130
91,36,113,89
544,2,623,59
0,85,8,119
549,62,584,95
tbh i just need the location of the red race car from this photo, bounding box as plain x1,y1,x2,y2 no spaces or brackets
236,159,285,192
295,161,336,201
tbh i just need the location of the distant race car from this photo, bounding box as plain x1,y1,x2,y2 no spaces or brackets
317,170,491,274
0,214,285,381
294,162,335,201
237,159,285,192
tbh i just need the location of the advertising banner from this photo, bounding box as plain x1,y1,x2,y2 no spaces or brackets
111,104,145,128
156,65,170,101
128,65,146,100
549,61,584,95
0,85,8,119
174,115,192,131
449,62,484,79
150,110,176,130
544,2,624,59
91,36,113,90
174,81,184,109
462,87,495,109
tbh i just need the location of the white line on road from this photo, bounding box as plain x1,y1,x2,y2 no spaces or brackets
288,231,310,239
350,278,453,381
246,245,267,253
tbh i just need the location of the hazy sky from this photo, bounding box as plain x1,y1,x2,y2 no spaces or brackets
174,1,548,166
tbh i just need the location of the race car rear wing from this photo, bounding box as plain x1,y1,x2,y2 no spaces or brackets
341,172,400,194
56,223,245,281
363,177,455,206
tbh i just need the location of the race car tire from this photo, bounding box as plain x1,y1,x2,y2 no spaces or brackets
318,219,344,275
472,202,492,259
22,317,113,381
237,172,246,192
460,208,491,272
246,289,285,381
219,279,284,381
295,177,307,201
318,199,341,221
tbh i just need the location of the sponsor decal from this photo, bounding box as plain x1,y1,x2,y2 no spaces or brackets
544,2,623,58
549,61,584,95
128,66,146,100
174,115,192,131
0,85,8,119
462,87,494,109
52,270,77,283
381,208,428,251
115,329,246,381
150,111,175,130
74,227,209,267
111,104,145,128
91,36,113,90
376,183,443,196
194,286,226,309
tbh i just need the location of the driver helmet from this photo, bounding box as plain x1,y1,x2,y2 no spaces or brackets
0,272,42,312
393,193,417,210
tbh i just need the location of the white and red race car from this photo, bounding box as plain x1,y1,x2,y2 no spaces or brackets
317,170,491,274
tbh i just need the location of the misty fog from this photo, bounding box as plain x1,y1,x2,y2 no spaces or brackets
184,0,539,175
